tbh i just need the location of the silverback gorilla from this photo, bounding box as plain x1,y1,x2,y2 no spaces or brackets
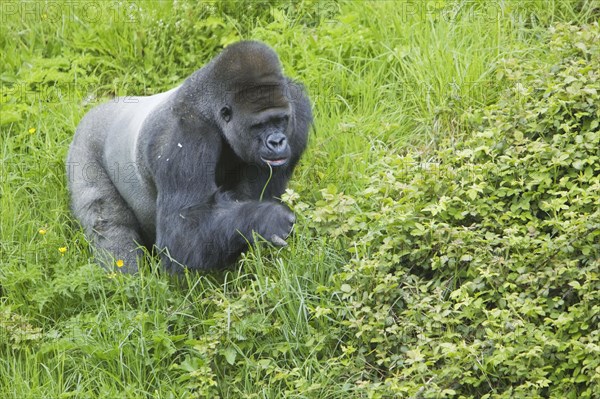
67,41,312,273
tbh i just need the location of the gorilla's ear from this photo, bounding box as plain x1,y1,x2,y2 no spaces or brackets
220,106,232,122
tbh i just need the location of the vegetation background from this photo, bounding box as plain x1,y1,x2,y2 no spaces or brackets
1,0,599,398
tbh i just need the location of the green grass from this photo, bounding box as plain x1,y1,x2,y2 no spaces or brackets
1,0,599,398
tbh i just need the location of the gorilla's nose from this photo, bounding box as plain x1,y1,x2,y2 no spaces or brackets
266,133,288,154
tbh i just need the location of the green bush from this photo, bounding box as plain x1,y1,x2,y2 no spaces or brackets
307,22,599,398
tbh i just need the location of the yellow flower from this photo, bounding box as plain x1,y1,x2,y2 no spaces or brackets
58,247,67,255
38,228,47,235
29,127,36,134
116,259,124,268
107,272,117,279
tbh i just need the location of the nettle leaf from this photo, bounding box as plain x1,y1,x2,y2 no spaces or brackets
222,346,237,366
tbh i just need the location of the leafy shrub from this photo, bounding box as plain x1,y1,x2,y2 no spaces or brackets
307,22,599,398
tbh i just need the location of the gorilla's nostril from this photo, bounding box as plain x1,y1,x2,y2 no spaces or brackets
268,137,285,147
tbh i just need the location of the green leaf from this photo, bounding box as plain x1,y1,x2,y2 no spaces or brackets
223,347,237,366
340,284,352,293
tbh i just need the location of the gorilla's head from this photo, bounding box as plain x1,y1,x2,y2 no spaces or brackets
211,41,293,168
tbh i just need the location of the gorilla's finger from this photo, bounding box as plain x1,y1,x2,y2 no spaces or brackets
288,214,296,224
271,235,288,247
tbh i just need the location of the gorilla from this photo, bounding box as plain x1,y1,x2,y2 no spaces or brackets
67,41,312,273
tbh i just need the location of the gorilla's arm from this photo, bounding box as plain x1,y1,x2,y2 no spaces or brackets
157,193,293,272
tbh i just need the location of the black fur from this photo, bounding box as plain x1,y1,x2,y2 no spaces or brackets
67,41,311,273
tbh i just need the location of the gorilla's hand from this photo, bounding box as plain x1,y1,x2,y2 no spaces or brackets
254,202,295,247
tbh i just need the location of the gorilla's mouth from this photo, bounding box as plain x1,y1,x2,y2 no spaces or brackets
261,157,288,167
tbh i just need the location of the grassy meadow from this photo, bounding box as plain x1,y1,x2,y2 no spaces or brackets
1,1,599,397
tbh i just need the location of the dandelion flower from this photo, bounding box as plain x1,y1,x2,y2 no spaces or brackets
116,259,124,268
58,247,67,255
38,228,47,235
29,127,36,134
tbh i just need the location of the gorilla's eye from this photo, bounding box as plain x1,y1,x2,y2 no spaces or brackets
220,106,232,122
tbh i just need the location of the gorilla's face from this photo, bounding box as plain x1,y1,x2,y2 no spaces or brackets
218,85,292,168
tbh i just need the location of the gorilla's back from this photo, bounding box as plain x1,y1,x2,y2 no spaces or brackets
107,87,180,237
73,87,179,238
